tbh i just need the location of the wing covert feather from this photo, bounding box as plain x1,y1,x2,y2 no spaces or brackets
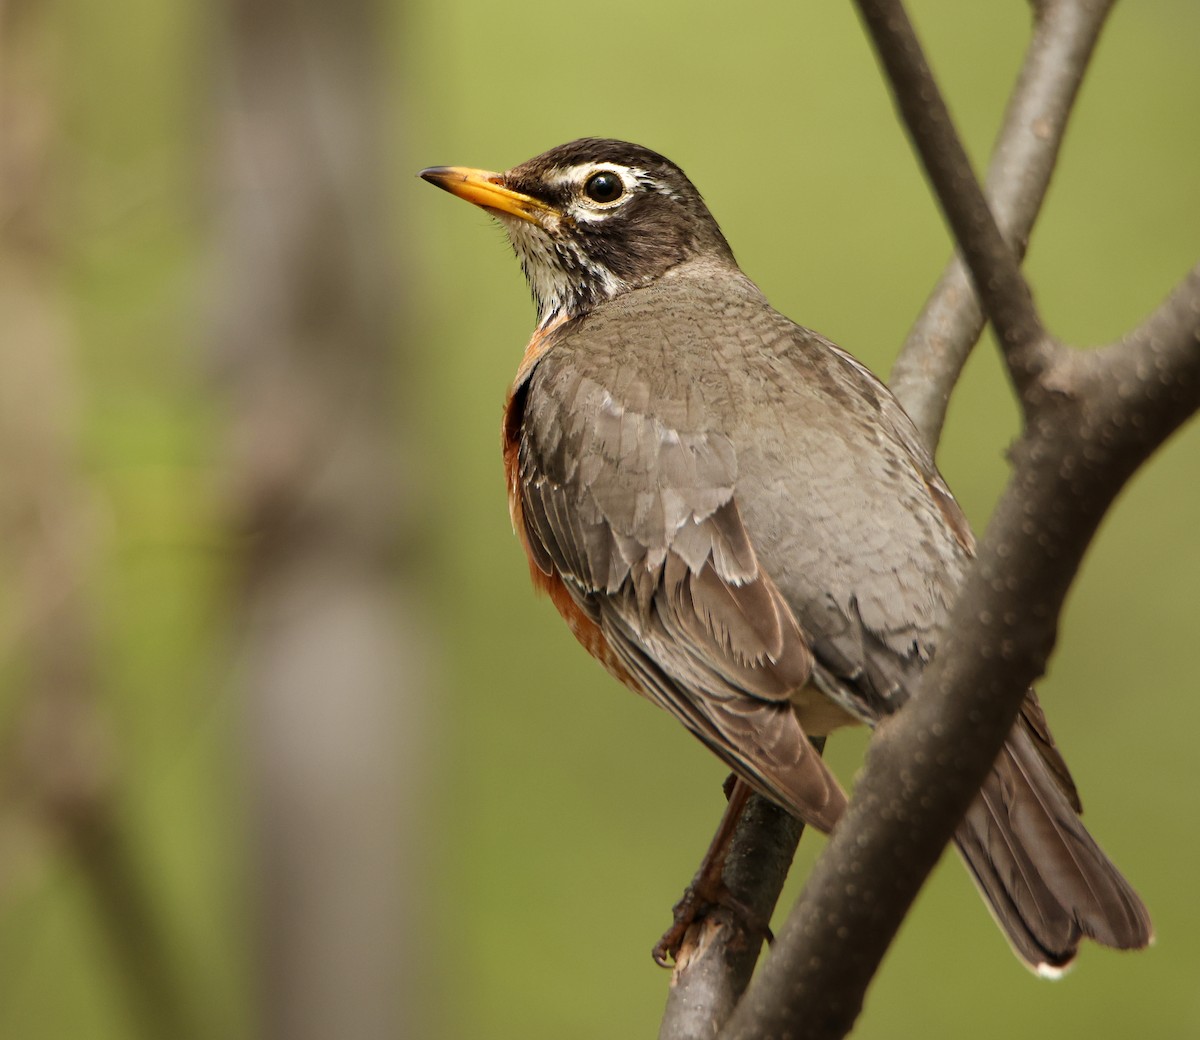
515,360,847,830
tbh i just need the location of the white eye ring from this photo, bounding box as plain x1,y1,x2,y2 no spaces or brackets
583,170,626,205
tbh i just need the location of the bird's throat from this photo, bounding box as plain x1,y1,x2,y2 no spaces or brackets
502,217,628,328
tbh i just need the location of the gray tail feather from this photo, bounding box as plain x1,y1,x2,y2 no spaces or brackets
954,724,1153,976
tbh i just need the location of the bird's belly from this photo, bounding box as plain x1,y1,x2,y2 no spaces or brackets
790,683,862,737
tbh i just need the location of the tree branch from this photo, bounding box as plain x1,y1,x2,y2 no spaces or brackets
713,2,1200,1033
658,794,804,1040
855,0,1056,400
656,5,1120,1037
720,266,1200,1040
658,744,824,1040
890,0,1115,448
1089,261,1200,393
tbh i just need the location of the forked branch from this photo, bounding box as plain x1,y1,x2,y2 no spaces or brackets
714,3,1200,1038
890,0,1116,449
657,4,1123,1037
854,0,1055,400
661,3,1199,1037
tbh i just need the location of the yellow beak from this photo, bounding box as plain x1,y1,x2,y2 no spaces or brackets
419,166,557,225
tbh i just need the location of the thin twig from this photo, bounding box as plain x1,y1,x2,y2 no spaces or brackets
855,0,1053,400
890,0,1116,448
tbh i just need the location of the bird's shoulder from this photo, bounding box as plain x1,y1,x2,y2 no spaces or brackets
522,261,923,453
518,261,948,509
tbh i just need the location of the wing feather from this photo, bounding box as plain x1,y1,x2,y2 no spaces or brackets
517,364,847,831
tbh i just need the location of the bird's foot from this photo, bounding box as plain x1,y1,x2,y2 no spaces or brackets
653,776,768,968
652,875,774,968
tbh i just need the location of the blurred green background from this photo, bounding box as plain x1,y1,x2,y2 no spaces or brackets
2,1,1198,1038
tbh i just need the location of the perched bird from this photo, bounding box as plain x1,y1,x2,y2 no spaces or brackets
420,138,1152,975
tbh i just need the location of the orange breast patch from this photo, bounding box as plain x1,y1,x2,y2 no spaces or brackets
501,324,636,690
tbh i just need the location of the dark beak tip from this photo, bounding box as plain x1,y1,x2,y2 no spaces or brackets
419,168,463,198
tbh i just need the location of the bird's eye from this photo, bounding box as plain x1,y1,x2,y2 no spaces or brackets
584,171,625,205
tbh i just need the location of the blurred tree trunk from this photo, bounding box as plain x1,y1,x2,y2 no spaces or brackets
0,0,103,845
208,2,428,1039
0,3,201,1038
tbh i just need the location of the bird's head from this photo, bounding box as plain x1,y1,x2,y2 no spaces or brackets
420,138,735,328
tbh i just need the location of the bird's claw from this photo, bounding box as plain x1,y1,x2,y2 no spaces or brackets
652,880,774,967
